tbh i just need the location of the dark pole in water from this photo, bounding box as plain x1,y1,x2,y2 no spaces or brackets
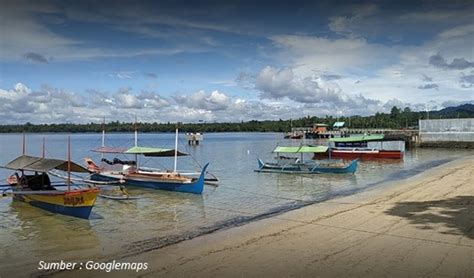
42,137,45,158
22,132,26,155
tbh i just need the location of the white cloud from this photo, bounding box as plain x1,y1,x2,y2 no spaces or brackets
0,83,174,124
0,81,471,124
254,66,389,115
109,71,134,79
438,24,474,40
138,92,170,108
270,35,393,75
175,90,231,111
255,66,349,104
114,93,142,109
265,18,474,108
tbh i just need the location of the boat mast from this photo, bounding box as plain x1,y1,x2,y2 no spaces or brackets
134,116,139,168
101,116,105,159
134,115,138,147
67,136,71,191
173,125,178,173
21,132,26,175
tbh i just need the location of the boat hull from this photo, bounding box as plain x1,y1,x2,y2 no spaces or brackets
311,159,358,174
13,189,99,219
330,150,403,159
255,159,358,174
90,163,209,194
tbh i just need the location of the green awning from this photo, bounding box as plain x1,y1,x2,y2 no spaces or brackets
273,146,301,153
125,146,188,157
298,146,328,153
330,134,385,143
273,146,328,153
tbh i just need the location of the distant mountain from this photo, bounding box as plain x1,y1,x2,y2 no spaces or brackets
434,103,474,117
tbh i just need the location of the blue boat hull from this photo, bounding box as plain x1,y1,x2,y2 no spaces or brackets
12,189,99,219
30,200,94,219
255,159,358,174
310,159,358,174
91,163,209,194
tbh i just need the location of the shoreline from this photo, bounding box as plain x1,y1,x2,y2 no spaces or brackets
51,155,474,277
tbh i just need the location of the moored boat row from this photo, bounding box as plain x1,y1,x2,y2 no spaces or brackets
255,134,404,175
1,132,405,220
1,127,215,219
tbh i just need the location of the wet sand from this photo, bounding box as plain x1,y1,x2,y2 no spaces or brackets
52,156,474,277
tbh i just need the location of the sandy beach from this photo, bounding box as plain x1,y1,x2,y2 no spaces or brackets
49,156,474,278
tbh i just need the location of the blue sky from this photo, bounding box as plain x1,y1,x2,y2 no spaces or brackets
0,0,473,123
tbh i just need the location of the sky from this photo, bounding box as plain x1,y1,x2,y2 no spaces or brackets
0,0,473,124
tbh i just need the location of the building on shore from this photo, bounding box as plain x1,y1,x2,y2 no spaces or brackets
332,121,345,130
419,118,474,148
313,123,329,133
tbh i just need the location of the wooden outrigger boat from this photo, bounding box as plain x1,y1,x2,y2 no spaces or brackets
323,135,405,160
87,154,209,194
1,142,100,219
85,125,212,194
255,145,359,174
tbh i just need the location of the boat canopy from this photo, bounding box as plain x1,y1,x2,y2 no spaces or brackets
330,134,385,143
2,155,89,173
298,146,328,153
273,146,300,153
93,146,187,157
92,146,129,153
273,145,328,153
125,146,188,157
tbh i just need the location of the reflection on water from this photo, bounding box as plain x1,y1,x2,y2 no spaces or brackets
0,132,473,276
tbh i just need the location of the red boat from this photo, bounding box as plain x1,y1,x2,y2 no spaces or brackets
330,148,404,159
317,134,405,160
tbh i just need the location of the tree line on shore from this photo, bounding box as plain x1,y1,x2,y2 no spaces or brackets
1,105,473,133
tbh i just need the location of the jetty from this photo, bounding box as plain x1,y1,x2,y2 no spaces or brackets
287,123,419,148
186,133,203,145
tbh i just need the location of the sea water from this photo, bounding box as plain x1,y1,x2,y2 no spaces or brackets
0,132,472,275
